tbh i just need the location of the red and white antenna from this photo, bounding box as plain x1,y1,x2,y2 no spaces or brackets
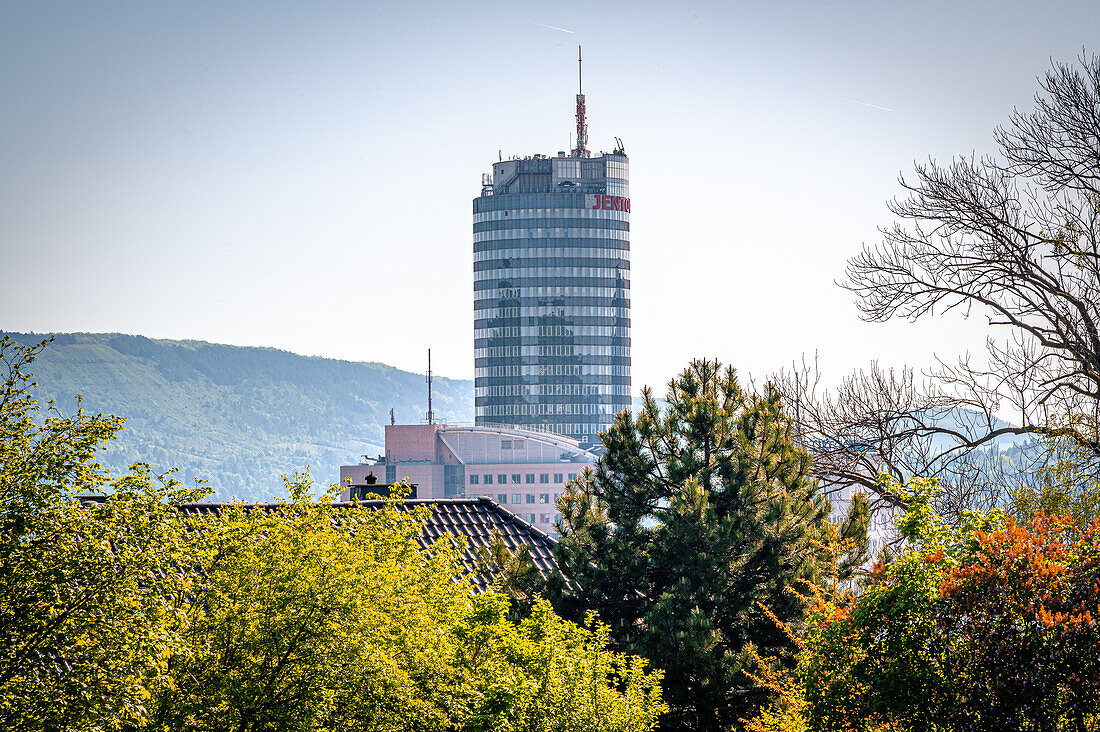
571,45,589,158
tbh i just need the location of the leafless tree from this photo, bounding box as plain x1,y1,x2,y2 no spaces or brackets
779,356,1045,529
786,54,1100,523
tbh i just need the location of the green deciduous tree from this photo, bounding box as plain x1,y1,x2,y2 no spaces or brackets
454,594,667,732
150,475,468,732
0,336,210,732
1012,415,1100,527
151,477,667,732
1,337,666,732
549,358,869,731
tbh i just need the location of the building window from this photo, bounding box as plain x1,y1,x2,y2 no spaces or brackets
498,493,508,504
540,513,549,523
513,493,522,504
499,474,507,484
526,494,536,504
469,474,479,485
554,473,564,483
386,465,396,484
525,473,535,484
568,473,577,480
512,474,521,484
540,473,549,483
539,494,550,504
483,474,493,484
444,464,466,499
527,513,537,524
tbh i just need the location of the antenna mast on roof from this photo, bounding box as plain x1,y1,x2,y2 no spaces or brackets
426,348,435,425
571,45,589,158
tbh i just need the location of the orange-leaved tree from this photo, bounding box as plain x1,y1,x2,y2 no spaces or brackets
748,476,1100,732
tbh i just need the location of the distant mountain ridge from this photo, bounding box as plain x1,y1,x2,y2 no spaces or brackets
5,332,474,502
8,331,1033,505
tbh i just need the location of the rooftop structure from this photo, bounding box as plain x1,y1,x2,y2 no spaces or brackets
340,423,598,537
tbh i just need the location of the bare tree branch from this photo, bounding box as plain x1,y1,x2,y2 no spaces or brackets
789,56,1100,527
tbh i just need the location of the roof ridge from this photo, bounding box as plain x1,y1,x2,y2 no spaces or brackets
76,493,560,592
480,498,559,545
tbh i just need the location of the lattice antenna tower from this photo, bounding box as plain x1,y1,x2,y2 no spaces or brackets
425,348,435,425
571,45,589,158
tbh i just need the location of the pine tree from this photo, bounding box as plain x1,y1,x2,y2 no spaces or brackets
549,358,869,731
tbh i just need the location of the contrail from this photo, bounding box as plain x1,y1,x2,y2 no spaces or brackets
530,21,575,34
843,97,894,113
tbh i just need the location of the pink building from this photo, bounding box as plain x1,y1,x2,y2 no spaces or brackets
339,424,598,535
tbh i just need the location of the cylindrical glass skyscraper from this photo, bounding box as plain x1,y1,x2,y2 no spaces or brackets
473,151,631,449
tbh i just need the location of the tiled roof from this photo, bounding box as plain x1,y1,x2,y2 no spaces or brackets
81,496,559,593
372,498,560,591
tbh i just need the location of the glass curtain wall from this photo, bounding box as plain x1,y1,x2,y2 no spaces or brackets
473,154,630,448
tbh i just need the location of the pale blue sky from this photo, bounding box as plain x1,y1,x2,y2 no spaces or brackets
3,1,1098,390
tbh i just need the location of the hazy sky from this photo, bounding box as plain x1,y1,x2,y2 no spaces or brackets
3,1,1099,391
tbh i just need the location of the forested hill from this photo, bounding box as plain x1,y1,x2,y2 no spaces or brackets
5,332,474,502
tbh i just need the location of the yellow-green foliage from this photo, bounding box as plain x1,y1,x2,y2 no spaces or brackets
1012,416,1100,527
0,338,665,732
0,337,213,732
159,477,666,732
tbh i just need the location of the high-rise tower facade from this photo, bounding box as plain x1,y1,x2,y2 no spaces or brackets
473,50,630,449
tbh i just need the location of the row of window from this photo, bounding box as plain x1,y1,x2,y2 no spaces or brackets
478,417,613,435
543,324,627,338
476,240,629,255
475,266,630,281
477,403,620,416
477,419,612,437
475,259,629,275
490,158,610,184
474,247,629,264
474,259,630,275
605,182,628,197
477,323,633,336
475,192,598,211
477,262,630,278
475,339,631,353
477,344,630,359
478,284,628,301
473,207,629,223
551,158,611,179
476,280,630,296
475,383,632,398
477,392,629,406
475,217,629,232
473,259,629,277
475,304,629,320
553,160,583,178
474,227,629,243
475,319,629,333
469,473,576,486
475,325,631,339
483,326,519,339
605,159,628,180
475,363,631,378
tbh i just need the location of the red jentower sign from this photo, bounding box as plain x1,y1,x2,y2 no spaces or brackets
586,194,631,212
